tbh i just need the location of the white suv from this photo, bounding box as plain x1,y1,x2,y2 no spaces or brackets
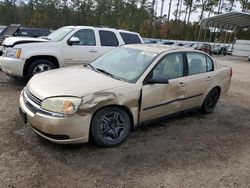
0,26,143,78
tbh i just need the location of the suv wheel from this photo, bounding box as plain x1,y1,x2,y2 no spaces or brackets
27,59,55,78
91,107,131,147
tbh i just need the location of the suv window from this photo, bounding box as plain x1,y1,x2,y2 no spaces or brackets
119,32,142,44
72,29,96,46
187,52,213,75
99,30,119,46
153,53,183,80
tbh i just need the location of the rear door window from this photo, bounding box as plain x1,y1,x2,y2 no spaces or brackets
119,32,142,44
187,52,214,75
99,30,119,46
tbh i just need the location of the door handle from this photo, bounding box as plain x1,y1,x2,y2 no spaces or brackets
177,82,186,87
89,49,98,53
206,76,213,81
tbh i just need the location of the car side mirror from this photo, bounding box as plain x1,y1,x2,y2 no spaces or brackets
146,75,169,85
68,37,80,46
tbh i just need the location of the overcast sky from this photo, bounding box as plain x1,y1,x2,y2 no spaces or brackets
155,0,242,22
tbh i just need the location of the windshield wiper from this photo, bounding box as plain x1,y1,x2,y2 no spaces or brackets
96,68,114,77
40,36,50,40
95,68,123,81
86,64,96,71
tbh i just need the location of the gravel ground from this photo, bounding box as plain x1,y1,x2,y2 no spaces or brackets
0,56,250,188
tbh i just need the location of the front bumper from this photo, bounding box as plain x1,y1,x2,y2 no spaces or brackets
0,56,26,77
19,90,92,144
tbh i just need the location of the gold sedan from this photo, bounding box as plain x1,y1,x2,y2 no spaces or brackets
19,44,232,147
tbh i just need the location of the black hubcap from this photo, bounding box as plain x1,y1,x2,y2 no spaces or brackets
100,112,126,142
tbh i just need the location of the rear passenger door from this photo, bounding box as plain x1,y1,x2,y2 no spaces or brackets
96,30,120,55
181,52,215,110
63,29,101,65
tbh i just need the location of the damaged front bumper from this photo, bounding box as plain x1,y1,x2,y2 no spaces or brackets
19,91,92,144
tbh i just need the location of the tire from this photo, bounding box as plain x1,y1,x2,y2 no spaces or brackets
91,107,131,147
27,59,56,79
201,88,220,113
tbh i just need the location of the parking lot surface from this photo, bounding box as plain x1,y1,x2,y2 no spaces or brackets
0,56,250,187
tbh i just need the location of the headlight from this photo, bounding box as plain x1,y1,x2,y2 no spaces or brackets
41,97,82,116
6,48,22,58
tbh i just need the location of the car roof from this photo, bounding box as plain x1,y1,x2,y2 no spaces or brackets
63,26,139,34
19,27,50,31
122,44,191,54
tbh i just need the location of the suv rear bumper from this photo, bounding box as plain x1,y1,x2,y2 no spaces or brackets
0,56,25,77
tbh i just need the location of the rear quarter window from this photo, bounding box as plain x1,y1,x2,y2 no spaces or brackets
120,32,142,44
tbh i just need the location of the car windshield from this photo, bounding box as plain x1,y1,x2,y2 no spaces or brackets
47,27,74,42
90,47,158,83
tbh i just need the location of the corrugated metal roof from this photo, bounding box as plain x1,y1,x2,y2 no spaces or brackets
200,11,250,31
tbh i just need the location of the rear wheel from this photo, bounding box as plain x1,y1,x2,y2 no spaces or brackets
91,107,131,147
201,88,220,113
27,59,55,78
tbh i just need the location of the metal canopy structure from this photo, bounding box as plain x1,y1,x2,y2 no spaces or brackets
197,11,250,54
200,11,250,32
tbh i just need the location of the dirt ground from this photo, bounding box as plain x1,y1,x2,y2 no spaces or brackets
0,56,250,188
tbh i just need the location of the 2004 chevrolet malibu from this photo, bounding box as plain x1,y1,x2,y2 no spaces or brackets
19,44,232,147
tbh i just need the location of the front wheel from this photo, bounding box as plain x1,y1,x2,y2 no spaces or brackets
201,88,220,113
27,59,55,79
91,107,131,147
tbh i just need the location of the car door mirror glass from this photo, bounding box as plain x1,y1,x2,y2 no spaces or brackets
68,37,80,45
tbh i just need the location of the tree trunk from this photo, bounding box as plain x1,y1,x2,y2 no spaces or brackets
160,0,165,17
187,1,192,24
199,3,205,21
167,0,172,21
175,0,180,20
229,0,235,11
178,0,183,20
217,0,222,14
184,4,188,23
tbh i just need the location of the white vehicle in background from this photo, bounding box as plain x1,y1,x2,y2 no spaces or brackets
0,25,6,33
0,26,143,79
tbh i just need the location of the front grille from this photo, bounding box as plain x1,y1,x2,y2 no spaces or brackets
25,88,42,106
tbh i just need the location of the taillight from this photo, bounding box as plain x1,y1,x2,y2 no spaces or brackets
230,68,233,78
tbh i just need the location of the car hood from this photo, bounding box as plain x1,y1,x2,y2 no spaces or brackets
27,66,129,100
2,37,48,47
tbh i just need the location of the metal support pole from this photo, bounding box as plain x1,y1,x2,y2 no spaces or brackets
223,25,231,47
203,28,208,42
232,31,237,52
208,27,213,45
197,25,202,49
218,29,223,47
214,28,219,45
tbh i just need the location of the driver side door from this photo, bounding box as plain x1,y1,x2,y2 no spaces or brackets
140,52,187,122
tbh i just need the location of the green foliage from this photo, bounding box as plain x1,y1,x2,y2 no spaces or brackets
0,0,249,40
